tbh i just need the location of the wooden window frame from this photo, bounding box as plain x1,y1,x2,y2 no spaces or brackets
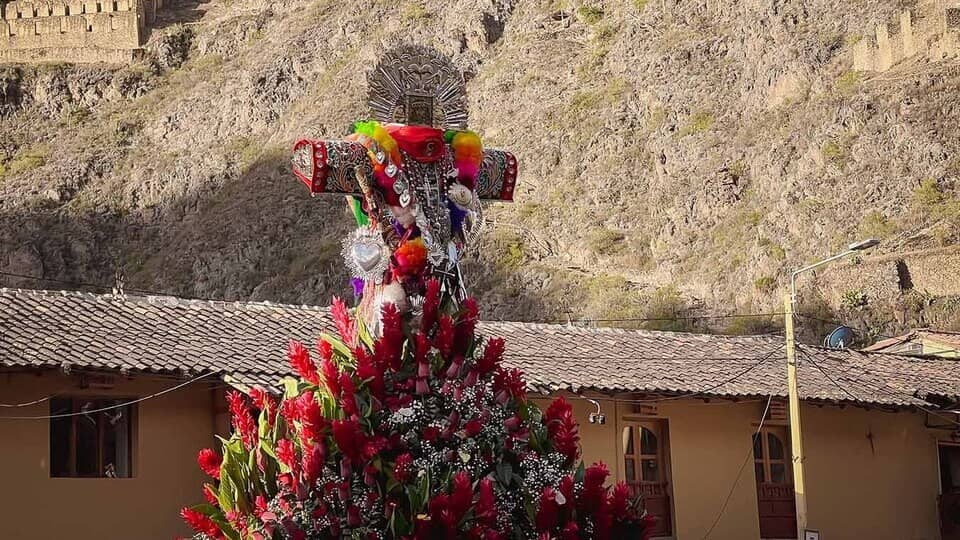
621,417,674,537
754,426,791,485
50,397,136,479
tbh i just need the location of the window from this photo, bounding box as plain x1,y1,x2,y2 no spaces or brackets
753,427,789,484
623,421,673,537
50,398,133,478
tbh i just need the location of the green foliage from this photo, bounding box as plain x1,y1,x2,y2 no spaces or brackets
633,0,648,10
492,230,526,268
859,210,896,239
724,314,781,335
758,237,786,260
679,110,714,136
400,0,431,21
642,286,693,332
577,4,604,24
226,136,263,171
913,178,944,207
840,289,869,309
517,202,550,228
3,145,49,178
821,140,844,167
754,276,776,292
61,106,91,127
836,70,861,96
587,228,627,256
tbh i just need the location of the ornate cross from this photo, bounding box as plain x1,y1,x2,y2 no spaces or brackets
291,45,518,319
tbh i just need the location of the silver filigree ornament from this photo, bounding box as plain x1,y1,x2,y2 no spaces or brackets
341,228,391,283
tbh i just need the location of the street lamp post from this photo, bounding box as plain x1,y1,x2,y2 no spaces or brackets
784,238,879,539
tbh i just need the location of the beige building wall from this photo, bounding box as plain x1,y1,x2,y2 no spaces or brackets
545,392,947,540
0,371,217,540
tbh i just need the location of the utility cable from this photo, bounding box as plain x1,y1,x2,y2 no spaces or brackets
0,371,218,420
700,395,774,540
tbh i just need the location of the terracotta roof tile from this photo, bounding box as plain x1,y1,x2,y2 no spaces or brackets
1,288,958,407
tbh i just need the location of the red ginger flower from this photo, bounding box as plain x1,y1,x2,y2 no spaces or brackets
434,315,455,359
610,481,633,521
393,453,413,483
197,448,221,480
249,387,277,427
226,391,257,451
475,478,497,527
293,391,326,445
475,337,505,376
301,442,325,486
181,507,222,539
276,439,298,473
288,340,319,386
420,278,441,333
331,297,357,348
339,372,359,416
449,470,473,521
332,418,366,463
377,302,404,370
203,484,219,506
493,367,527,404
580,462,610,515
319,356,340,398
355,347,385,400
544,397,580,465
454,297,479,354
535,487,561,532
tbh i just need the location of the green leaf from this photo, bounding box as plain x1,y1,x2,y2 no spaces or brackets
320,333,354,364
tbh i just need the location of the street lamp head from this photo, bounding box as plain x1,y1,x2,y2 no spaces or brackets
848,238,880,251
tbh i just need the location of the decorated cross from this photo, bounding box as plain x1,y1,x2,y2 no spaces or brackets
291,45,518,325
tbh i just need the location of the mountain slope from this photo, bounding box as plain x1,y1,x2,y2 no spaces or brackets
1,0,959,340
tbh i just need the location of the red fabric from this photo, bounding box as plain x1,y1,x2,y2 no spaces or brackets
386,124,446,162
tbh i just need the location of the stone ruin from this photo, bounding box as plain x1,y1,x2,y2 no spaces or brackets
853,0,960,71
0,0,164,63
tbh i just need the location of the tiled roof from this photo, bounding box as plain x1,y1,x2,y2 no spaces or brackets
862,329,960,353
1,288,958,408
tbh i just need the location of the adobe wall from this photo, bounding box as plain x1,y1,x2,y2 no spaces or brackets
854,0,960,71
0,370,216,540
0,0,160,64
815,246,960,306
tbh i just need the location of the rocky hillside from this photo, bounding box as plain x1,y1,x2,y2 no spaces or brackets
1,0,959,343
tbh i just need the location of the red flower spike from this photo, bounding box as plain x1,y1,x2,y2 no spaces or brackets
302,442,325,487
535,487,560,532
276,439,298,473
544,397,581,466
203,484,219,506
181,507,223,539
294,391,327,445
434,315,455,359
580,462,610,515
288,340,320,386
454,297,479,354
378,302,404,370
356,347,385,400
339,372,359,417
475,338,505,376
331,297,357,348
317,338,334,362
393,453,413,484
197,448,222,480
610,482,633,521
320,357,341,397
450,471,473,521
332,418,366,463
226,391,257,451
476,478,497,527
420,278,441,333
493,367,527,404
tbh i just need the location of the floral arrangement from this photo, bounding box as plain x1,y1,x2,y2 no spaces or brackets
180,279,654,539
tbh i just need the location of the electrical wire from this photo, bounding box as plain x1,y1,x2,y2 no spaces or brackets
700,395,774,540
0,371,218,420
796,313,960,356
0,394,57,408
797,348,960,427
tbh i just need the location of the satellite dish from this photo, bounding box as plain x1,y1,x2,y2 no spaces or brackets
823,326,855,349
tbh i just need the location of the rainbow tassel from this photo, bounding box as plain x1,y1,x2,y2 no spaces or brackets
450,130,483,190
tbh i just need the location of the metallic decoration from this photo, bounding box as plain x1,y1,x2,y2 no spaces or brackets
367,45,469,129
341,228,390,282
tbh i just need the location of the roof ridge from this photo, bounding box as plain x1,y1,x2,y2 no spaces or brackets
479,319,783,341
0,287,332,313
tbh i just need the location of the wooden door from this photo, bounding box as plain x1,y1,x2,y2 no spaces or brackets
940,444,960,540
623,421,672,537
754,427,796,539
